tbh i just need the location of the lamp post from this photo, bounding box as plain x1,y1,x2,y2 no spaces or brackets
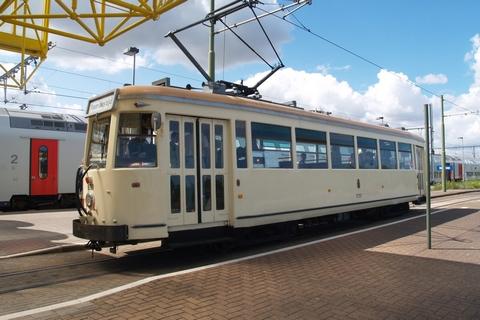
376,116,384,125
123,47,139,85
458,136,465,188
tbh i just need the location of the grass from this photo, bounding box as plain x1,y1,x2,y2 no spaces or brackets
431,179,480,191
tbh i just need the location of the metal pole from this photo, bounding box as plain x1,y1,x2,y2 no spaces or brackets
424,104,432,249
132,53,136,85
3,79,6,104
462,138,465,189
441,95,447,192
208,0,215,82
429,104,434,181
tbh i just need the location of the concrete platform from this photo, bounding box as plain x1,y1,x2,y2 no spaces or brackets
0,210,85,258
2,190,480,319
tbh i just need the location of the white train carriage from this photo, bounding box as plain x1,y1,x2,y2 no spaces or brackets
0,108,86,210
74,85,425,249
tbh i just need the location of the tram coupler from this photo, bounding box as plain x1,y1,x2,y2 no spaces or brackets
109,246,117,254
85,240,102,252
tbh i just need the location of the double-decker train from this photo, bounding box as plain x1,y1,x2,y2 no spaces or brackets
73,84,425,252
0,108,86,210
432,154,480,182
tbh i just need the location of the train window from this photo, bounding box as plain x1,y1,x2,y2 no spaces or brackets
235,120,247,168
39,145,48,179
115,113,157,168
201,123,211,169
170,175,181,214
88,116,110,168
74,123,87,132
251,122,292,169
295,128,327,169
330,133,355,169
185,175,196,212
215,124,224,169
54,122,65,130
169,120,180,168
202,175,212,211
380,140,397,169
398,143,413,169
216,175,225,210
31,119,43,127
184,122,195,169
357,137,378,169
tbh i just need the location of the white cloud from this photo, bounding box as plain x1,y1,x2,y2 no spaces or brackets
4,76,86,115
415,73,448,85
316,64,351,75
244,67,427,126
465,34,480,88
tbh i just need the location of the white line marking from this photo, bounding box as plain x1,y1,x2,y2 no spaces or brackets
0,200,475,320
0,244,82,260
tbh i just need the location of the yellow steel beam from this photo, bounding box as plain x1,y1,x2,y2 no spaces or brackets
0,0,186,91
0,0,186,48
0,31,45,57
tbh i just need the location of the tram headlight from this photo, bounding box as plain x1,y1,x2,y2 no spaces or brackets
85,191,95,209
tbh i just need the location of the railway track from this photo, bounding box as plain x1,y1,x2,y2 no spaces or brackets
1,192,478,297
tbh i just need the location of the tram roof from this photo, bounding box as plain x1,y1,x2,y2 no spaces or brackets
114,85,424,144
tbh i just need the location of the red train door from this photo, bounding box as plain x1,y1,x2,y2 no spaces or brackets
30,139,58,196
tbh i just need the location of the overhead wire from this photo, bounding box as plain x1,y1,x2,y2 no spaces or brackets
4,100,85,112
255,5,479,116
39,66,125,85
8,87,89,100
54,46,203,83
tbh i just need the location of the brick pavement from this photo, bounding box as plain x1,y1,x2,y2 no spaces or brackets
11,196,480,320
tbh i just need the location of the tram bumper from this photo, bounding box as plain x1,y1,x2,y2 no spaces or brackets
73,219,128,242
413,195,426,205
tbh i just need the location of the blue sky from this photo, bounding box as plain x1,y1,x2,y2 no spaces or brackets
1,0,480,154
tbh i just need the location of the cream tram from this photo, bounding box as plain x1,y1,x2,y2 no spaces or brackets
74,84,425,250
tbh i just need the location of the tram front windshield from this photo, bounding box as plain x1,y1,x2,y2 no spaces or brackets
115,113,157,168
88,116,111,168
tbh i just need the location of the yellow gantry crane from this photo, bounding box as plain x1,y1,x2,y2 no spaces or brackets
0,0,185,92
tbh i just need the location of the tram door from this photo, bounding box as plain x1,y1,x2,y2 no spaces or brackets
30,139,58,196
415,145,425,196
199,118,228,223
167,116,228,226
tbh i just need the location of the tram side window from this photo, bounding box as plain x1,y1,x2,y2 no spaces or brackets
380,140,397,169
88,116,110,168
251,122,292,168
398,143,413,169
170,121,180,168
330,133,355,169
115,113,157,168
295,128,327,169
357,137,378,169
235,120,247,168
